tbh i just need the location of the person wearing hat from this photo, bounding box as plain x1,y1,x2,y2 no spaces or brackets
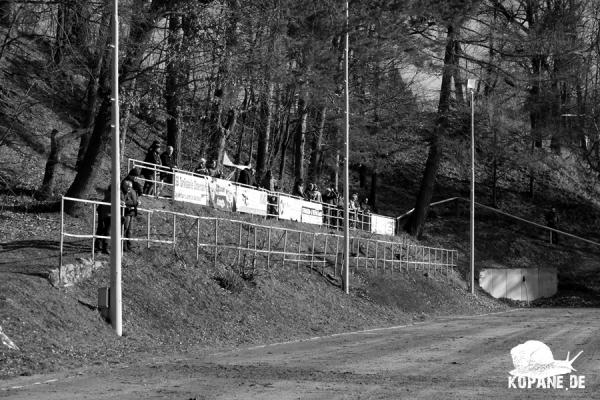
142,141,162,195
122,167,143,197
194,158,209,176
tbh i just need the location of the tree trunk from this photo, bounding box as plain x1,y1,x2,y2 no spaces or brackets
165,14,183,164
294,96,308,183
404,25,458,238
64,87,112,214
65,0,169,214
256,83,274,179
308,105,326,182
38,130,61,199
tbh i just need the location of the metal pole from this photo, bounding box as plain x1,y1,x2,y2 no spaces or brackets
172,214,176,249
109,0,122,336
196,218,200,260
267,226,272,271
92,203,96,264
59,197,64,277
214,219,218,269
343,0,350,294
470,87,475,295
147,212,150,249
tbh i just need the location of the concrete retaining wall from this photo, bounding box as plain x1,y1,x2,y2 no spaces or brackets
479,268,557,301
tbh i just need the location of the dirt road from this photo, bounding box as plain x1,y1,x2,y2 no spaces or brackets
1,308,598,399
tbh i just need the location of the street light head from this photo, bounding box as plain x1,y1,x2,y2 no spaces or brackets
467,79,477,91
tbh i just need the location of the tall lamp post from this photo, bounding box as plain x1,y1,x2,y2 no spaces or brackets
467,79,476,295
110,0,122,336
343,0,350,294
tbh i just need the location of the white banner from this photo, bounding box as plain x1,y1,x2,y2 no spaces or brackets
371,214,395,236
278,195,303,221
301,202,323,225
173,171,209,206
208,178,235,211
235,186,268,216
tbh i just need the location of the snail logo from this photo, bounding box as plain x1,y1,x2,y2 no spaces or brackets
508,340,585,390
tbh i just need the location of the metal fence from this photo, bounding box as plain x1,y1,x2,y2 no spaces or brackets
127,158,385,234
60,196,459,286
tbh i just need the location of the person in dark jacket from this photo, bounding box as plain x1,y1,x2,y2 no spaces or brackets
160,145,177,184
121,179,138,251
95,186,112,254
142,141,161,195
123,167,143,197
194,158,209,175
322,184,339,228
207,159,223,179
238,165,256,187
292,179,307,199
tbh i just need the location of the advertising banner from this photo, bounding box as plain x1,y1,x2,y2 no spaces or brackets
371,214,395,236
208,178,235,211
278,195,304,221
301,202,323,226
173,171,209,206
235,186,268,216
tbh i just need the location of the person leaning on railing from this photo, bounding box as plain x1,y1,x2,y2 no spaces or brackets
194,158,209,176
142,141,162,195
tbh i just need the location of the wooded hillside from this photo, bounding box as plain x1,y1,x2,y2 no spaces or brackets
1,0,600,237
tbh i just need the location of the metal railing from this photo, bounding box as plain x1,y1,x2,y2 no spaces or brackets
127,158,390,235
397,196,600,248
59,196,459,287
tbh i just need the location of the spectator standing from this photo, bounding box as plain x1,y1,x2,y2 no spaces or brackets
95,186,112,254
207,159,223,179
545,207,560,245
349,192,360,228
142,141,161,195
292,179,307,199
123,167,143,197
261,169,278,218
121,179,139,251
238,165,255,187
194,158,209,175
322,184,339,228
160,146,177,182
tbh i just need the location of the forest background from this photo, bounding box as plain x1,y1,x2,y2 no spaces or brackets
1,0,600,238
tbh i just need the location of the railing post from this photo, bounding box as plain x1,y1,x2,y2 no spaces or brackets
391,242,395,274
334,235,340,276
283,230,288,268
365,240,369,269
374,241,378,271
238,223,243,270
172,213,176,249
196,218,200,261
147,212,151,249
297,231,302,272
214,219,218,269
59,197,64,281
92,203,96,264
310,233,316,271
267,226,272,271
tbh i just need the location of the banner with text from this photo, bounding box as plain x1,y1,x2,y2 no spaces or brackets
371,214,395,236
208,178,235,211
173,171,209,206
235,186,268,216
301,202,323,225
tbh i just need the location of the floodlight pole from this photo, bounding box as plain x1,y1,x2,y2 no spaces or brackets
343,0,350,294
110,0,122,336
469,82,475,295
